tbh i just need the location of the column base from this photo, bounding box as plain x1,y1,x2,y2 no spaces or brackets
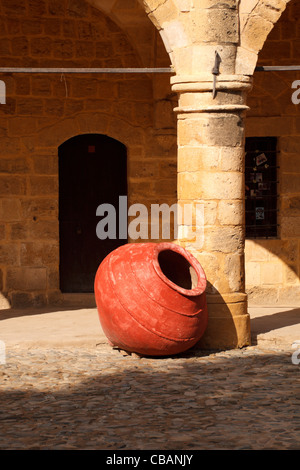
196,293,251,350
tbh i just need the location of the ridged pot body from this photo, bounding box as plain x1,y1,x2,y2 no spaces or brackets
94,242,208,356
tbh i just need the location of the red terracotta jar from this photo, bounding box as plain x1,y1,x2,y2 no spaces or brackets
94,242,208,356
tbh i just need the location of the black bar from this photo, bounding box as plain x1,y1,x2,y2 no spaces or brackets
255,65,300,71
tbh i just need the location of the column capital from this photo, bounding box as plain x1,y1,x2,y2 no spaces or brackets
171,74,253,92
171,74,252,114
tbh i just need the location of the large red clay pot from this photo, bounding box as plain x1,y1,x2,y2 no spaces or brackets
94,242,208,356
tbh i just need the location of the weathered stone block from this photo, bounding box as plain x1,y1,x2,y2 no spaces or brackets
0,199,21,222
72,78,98,98
162,19,189,49
261,262,283,285
196,302,250,349
48,267,59,290
0,176,26,196
282,174,300,194
22,18,43,34
154,0,179,24
0,224,5,240
10,222,28,241
203,226,244,253
235,46,258,75
281,136,300,153
245,261,261,287
76,40,95,58
0,244,19,265
31,76,52,96
178,170,243,200
67,0,88,18
28,0,47,16
139,0,167,14
15,76,30,95
2,0,26,14
281,217,300,238
277,286,300,305
218,200,244,225
178,114,244,148
29,220,59,241
8,117,37,136
154,100,175,129
193,0,237,8
153,178,177,197
11,36,29,56
9,292,33,308
0,157,30,173
241,15,274,52
48,0,65,16
6,267,47,291
32,155,58,175
256,0,286,25
47,289,63,305
263,240,298,265
37,119,79,146
43,18,61,35
178,146,220,172
29,176,58,196
30,37,52,56
190,8,238,44
189,249,220,284
285,263,299,285
17,98,43,115
20,242,59,266
176,0,191,12
21,198,58,219
0,38,11,55
53,39,74,58
118,80,153,101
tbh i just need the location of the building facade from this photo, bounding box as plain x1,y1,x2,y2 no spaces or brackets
0,0,299,349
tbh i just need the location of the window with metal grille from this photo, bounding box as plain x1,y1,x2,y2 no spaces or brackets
245,137,278,238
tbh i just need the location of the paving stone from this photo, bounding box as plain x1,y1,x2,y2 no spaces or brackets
0,343,299,450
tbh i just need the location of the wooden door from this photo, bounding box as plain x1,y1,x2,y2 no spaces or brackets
59,134,127,292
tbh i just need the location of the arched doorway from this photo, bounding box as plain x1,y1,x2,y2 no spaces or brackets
59,134,127,293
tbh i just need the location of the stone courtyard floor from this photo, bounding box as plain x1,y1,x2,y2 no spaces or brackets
0,302,299,450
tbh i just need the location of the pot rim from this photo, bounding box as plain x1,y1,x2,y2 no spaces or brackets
152,242,207,296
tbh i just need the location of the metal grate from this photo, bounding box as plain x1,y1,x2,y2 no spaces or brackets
245,137,278,239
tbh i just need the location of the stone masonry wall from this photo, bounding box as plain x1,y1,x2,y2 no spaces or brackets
245,0,300,305
0,0,177,308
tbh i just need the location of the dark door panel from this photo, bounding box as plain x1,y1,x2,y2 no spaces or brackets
59,134,127,293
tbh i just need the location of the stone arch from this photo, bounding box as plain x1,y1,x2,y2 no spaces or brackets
36,111,145,157
0,0,177,308
137,0,182,57
86,0,173,67
36,110,147,205
237,0,293,75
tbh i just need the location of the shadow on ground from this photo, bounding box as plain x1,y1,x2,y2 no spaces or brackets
250,307,300,346
0,346,298,450
251,307,300,335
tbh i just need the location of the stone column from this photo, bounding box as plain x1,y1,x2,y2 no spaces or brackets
172,73,252,349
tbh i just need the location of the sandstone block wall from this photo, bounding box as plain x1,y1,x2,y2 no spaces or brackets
0,0,299,313
245,0,300,305
0,0,177,307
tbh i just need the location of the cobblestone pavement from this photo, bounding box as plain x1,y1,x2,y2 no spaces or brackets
0,341,299,450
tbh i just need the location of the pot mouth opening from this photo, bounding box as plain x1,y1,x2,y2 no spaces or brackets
153,243,206,296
